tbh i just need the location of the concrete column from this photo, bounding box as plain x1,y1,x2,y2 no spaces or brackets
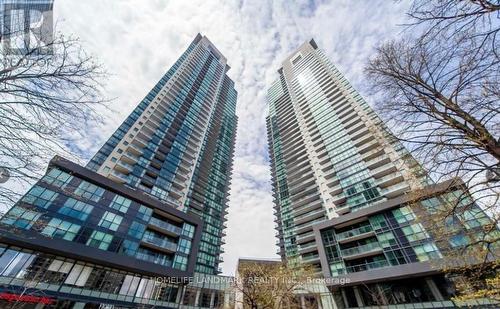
340,288,349,308
316,294,323,309
194,289,201,307
224,290,231,308
176,285,185,305
300,295,306,309
353,286,364,307
375,284,388,305
209,290,215,308
426,277,444,301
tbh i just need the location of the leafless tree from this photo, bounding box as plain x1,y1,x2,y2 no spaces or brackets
232,261,317,309
0,25,108,206
367,0,499,301
407,0,500,59
366,35,499,210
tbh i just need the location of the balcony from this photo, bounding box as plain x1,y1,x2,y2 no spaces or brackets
141,235,178,253
148,217,182,236
136,252,172,267
133,136,149,148
298,242,317,254
127,143,144,156
371,163,397,178
361,147,385,161
297,231,315,244
172,177,186,188
341,242,383,260
114,160,133,174
109,170,128,184
289,177,316,195
331,193,346,205
291,192,320,209
365,154,391,170
121,151,139,164
301,254,320,264
328,183,342,195
346,259,389,273
140,125,155,136
144,121,159,132
357,140,379,154
169,186,184,198
336,225,374,243
287,163,311,178
352,133,372,147
381,182,410,198
376,172,405,188
295,218,325,235
291,183,318,200
292,198,323,216
287,161,309,177
165,196,181,207
294,208,325,225
334,204,351,215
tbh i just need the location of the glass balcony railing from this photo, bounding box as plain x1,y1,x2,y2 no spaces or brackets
336,225,373,241
341,242,382,257
165,196,181,207
346,259,389,273
136,251,172,267
302,254,319,262
294,208,324,221
128,143,144,154
298,242,317,251
142,234,178,252
134,136,149,147
110,170,128,182
148,217,182,235
116,160,134,171
169,187,184,197
376,172,403,185
122,151,139,162
381,182,410,195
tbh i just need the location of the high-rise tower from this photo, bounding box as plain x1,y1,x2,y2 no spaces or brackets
267,39,424,272
0,34,237,308
88,34,237,275
267,40,497,308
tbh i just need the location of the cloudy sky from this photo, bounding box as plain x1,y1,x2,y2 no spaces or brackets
52,0,411,275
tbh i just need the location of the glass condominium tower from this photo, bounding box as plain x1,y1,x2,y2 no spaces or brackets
267,39,425,272
88,34,237,275
267,39,498,308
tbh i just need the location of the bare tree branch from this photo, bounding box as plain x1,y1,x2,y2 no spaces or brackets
0,26,109,207
367,0,499,300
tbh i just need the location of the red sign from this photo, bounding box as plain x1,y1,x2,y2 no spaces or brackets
0,292,55,304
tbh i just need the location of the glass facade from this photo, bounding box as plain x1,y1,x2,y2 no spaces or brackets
0,164,196,272
0,34,236,308
87,34,237,275
321,204,437,277
267,39,499,308
266,40,428,272
0,245,234,308
0,156,239,308
320,190,497,278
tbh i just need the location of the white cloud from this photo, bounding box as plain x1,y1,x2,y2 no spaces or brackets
48,0,411,274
